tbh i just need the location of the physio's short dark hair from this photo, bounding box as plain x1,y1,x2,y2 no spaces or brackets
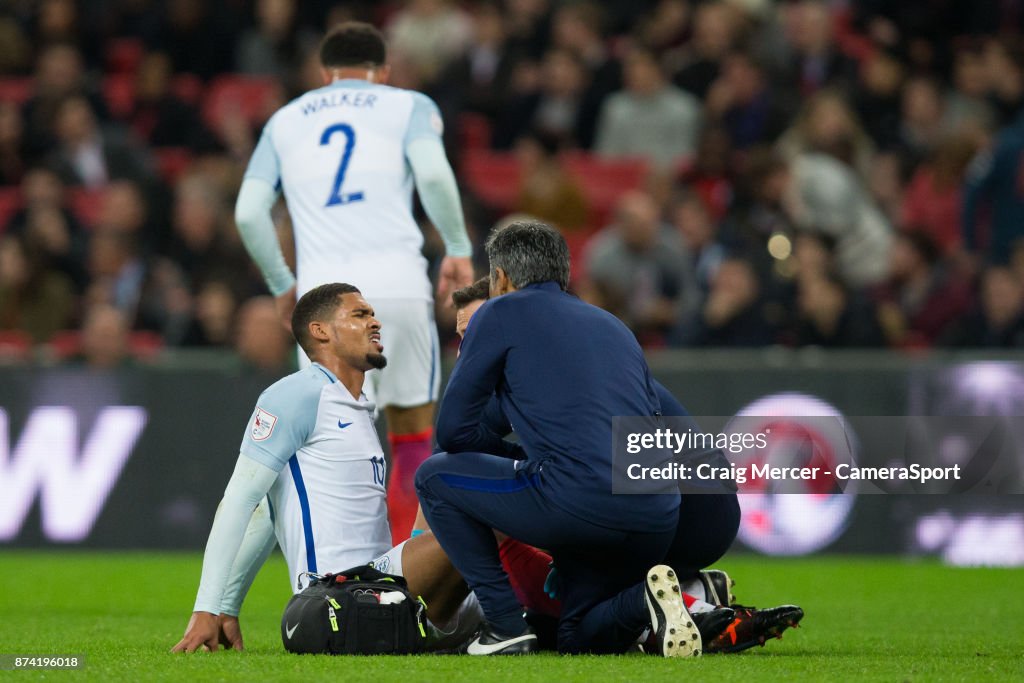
452,277,490,309
292,283,361,354
485,220,570,291
320,22,386,68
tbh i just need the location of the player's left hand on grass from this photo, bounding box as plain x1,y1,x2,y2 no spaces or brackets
218,614,245,651
436,256,474,306
171,611,220,653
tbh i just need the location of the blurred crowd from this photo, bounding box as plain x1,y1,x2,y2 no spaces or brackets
2,0,1024,371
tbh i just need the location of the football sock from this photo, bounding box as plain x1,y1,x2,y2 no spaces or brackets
685,596,716,614
498,538,561,618
387,428,433,542
681,578,706,602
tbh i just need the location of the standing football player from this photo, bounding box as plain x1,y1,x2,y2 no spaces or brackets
233,22,474,541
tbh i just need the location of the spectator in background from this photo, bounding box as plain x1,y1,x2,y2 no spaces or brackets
0,102,28,185
7,167,87,285
76,302,132,369
983,38,1024,127
595,43,702,171
898,76,952,170
235,0,318,84
672,1,741,99
0,14,31,75
717,149,794,273
780,0,856,95
776,89,876,181
32,0,103,68
21,43,107,161
129,51,218,152
901,135,976,255
943,266,1024,347
164,174,249,292
387,0,473,88
93,179,169,256
433,2,518,128
672,257,774,347
874,232,972,348
851,45,905,149
705,50,791,150
495,48,592,149
180,280,237,348
677,123,734,221
0,234,75,344
501,0,552,59
582,190,697,342
794,270,883,347
946,41,997,141
672,189,724,296
866,151,904,228
85,228,147,322
550,0,620,147
48,95,153,189
962,111,1024,264
789,150,893,288
514,131,589,233
233,296,292,372
145,0,238,80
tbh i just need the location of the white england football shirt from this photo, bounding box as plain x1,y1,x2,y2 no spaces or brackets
239,363,391,590
243,80,443,302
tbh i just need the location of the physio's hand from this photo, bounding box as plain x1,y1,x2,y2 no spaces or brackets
171,611,220,653
436,256,474,306
218,614,245,651
275,286,297,333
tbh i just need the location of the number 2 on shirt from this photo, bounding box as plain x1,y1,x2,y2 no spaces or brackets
320,123,365,206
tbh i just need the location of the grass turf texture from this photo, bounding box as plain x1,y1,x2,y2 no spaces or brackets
0,552,1020,681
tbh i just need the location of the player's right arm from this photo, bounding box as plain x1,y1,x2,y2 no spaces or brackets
173,375,320,653
172,456,278,653
235,117,297,329
436,300,512,455
404,93,474,303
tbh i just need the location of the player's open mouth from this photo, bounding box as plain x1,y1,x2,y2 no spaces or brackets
370,333,382,351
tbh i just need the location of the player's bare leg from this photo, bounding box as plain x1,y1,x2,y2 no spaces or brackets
385,402,435,541
399,529,468,625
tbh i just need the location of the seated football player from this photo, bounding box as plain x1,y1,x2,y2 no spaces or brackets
172,284,483,653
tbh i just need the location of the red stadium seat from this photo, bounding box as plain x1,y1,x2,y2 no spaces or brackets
129,330,164,361
45,329,81,360
458,112,492,152
460,150,520,211
153,147,193,185
68,187,107,228
0,187,23,233
202,76,281,130
560,153,649,227
102,74,136,120
105,38,144,75
0,78,33,106
0,330,32,361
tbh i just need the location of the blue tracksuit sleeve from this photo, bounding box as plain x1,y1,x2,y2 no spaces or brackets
436,301,513,455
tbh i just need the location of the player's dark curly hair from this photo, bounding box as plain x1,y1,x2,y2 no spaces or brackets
292,283,361,354
452,277,490,309
319,22,387,68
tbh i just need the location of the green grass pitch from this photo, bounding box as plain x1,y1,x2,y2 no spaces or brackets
0,551,1020,681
